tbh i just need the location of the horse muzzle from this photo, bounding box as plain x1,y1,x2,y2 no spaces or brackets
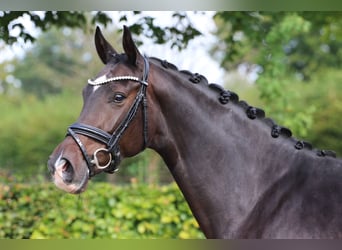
47,150,89,194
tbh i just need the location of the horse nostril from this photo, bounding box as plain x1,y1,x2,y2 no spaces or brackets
62,162,69,172
60,158,74,184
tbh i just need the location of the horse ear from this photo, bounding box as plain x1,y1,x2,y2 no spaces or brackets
94,26,118,64
122,25,142,65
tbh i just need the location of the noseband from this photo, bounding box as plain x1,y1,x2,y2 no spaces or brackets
67,56,149,177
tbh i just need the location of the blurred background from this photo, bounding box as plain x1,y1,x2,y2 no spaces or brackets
0,11,341,238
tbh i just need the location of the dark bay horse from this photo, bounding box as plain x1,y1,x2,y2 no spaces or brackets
48,26,342,239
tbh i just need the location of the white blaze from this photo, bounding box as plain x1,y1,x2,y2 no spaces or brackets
90,75,108,93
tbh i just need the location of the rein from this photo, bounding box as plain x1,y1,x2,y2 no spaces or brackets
67,56,149,177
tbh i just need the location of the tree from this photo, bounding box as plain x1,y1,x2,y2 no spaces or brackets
0,11,107,44
212,12,342,78
212,12,342,138
9,27,102,98
0,11,201,50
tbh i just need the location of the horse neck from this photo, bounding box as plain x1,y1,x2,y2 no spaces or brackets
148,62,299,237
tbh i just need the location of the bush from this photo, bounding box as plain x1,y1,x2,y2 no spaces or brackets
0,182,204,239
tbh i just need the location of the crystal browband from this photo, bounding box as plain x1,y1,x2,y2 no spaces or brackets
88,76,141,86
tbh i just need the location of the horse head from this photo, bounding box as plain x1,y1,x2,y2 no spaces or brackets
48,26,154,194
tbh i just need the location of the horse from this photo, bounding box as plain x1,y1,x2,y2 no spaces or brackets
48,26,342,239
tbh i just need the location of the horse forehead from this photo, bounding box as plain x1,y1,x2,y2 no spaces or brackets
91,75,107,93
90,64,122,93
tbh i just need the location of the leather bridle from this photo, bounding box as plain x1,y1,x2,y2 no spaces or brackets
67,56,149,177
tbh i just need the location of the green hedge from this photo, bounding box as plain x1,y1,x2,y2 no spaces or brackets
0,182,204,239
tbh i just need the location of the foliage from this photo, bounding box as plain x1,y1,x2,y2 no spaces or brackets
299,69,342,156
0,11,106,44
0,182,204,239
213,12,342,77
2,27,102,98
213,12,342,138
0,91,82,180
0,11,201,51
126,12,201,49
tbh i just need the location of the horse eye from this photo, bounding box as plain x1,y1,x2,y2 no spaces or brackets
113,93,126,103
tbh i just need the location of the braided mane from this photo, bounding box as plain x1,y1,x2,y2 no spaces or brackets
149,57,336,158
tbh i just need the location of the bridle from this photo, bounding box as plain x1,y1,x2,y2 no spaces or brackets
67,56,149,177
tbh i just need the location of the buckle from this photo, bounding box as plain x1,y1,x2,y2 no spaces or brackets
91,148,112,169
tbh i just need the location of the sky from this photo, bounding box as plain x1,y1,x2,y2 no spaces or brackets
0,11,227,84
